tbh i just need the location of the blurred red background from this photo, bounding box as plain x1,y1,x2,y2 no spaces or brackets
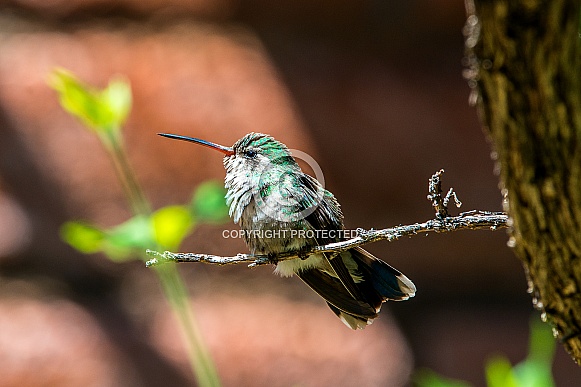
0,1,579,386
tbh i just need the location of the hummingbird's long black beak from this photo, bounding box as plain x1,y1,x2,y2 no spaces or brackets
158,133,235,156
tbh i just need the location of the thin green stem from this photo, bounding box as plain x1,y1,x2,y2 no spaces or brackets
101,130,150,216
155,263,221,387
99,128,221,387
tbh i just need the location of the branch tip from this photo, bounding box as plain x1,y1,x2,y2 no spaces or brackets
144,170,508,268
428,169,463,218
145,210,508,268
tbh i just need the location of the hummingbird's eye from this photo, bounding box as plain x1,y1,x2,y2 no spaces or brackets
244,149,258,159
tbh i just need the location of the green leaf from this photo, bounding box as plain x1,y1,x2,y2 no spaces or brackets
107,215,153,249
512,359,554,387
413,368,473,387
61,221,105,253
527,318,556,363
48,68,131,133
101,77,132,128
191,181,229,223
49,69,104,131
510,318,556,387
103,215,154,261
152,205,195,250
485,357,518,387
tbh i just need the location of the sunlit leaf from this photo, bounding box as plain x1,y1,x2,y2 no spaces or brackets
101,77,132,127
152,205,194,250
413,369,473,387
485,357,518,387
49,69,104,131
102,215,153,261
528,318,556,363
48,68,131,133
191,181,229,223
107,215,153,249
512,359,554,387
60,221,105,253
511,319,556,387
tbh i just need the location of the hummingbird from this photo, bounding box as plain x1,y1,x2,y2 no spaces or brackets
159,132,416,329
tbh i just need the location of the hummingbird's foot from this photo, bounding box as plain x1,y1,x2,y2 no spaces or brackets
297,247,312,260
267,252,280,264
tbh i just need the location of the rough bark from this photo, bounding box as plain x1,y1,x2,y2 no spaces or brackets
465,0,581,362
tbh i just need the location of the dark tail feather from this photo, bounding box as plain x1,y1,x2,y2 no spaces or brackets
351,247,416,301
298,268,378,319
297,248,415,330
327,303,373,330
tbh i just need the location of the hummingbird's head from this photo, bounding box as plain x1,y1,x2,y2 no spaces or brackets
227,132,297,176
157,132,297,177
158,132,301,222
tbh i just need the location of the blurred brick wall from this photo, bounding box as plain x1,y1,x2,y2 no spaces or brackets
0,1,579,386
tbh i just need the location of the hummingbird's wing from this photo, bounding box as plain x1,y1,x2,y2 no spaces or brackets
295,174,416,329
324,252,368,301
294,174,383,316
294,175,369,300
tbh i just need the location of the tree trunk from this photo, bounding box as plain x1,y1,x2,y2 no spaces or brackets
465,0,581,363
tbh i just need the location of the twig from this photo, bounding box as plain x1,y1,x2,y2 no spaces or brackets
427,169,463,218
146,170,508,267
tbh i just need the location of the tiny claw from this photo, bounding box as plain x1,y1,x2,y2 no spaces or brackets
267,252,279,264
296,245,314,260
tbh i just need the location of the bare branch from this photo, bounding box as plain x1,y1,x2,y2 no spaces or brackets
428,169,458,218
145,210,508,267
145,170,508,268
